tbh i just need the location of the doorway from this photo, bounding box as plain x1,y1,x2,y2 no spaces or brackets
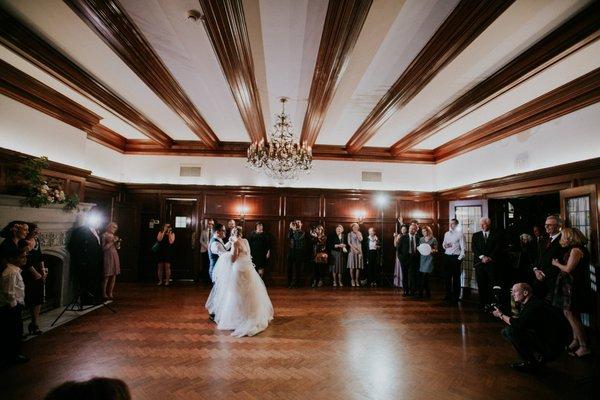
165,198,198,281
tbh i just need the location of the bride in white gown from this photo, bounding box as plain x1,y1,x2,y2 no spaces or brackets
205,226,273,337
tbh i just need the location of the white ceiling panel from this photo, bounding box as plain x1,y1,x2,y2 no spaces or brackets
367,0,591,147
317,0,459,145
119,0,249,142
1,0,200,140
417,40,600,149
0,44,147,139
258,0,328,137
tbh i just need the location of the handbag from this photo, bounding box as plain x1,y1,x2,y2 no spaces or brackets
315,252,328,264
151,241,160,253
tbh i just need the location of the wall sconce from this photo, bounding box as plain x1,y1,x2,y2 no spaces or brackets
355,210,366,224
237,205,249,222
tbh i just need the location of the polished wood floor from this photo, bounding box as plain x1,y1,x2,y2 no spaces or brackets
1,283,596,400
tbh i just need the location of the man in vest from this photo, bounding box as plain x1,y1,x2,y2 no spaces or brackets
208,223,231,283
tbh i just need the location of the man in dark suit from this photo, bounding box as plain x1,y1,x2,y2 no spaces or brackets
67,214,103,304
472,217,504,308
398,223,420,296
533,215,565,303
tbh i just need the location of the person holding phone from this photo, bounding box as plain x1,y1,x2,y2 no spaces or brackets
156,224,175,286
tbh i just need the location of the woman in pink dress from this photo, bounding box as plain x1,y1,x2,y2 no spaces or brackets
102,222,121,300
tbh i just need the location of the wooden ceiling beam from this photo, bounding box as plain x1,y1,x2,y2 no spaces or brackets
434,68,600,163
65,0,220,148
0,59,100,133
299,0,372,147
345,0,513,153
391,2,600,155
199,0,266,143
0,8,173,148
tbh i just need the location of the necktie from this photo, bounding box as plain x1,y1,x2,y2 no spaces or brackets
410,236,415,253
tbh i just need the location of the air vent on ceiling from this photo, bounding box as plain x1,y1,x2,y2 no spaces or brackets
179,166,202,177
361,171,382,182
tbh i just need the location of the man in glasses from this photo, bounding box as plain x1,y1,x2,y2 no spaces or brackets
533,215,566,303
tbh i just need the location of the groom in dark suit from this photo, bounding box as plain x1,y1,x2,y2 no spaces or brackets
472,217,504,308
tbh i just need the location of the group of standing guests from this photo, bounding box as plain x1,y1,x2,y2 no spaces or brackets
287,220,381,289
0,218,121,366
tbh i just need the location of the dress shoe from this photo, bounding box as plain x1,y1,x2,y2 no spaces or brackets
28,323,42,336
208,313,215,322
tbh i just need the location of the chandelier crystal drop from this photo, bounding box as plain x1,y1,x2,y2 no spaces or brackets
246,97,312,183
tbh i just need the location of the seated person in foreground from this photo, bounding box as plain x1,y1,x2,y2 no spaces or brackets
492,283,569,372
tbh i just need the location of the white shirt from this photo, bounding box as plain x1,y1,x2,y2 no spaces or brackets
550,233,560,242
209,236,232,256
443,229,465,260
368,235,378,250
1,264,25,307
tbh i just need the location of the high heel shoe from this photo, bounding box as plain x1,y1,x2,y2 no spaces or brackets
28,323,42,336
572,346,591,358
566,339,579,352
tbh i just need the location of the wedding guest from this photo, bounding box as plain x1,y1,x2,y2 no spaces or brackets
0,221,28,267
472,217,503,308
418,226,437,298
442,219,465,304
287,220,305,288
0,243,29,364
347,223,363,287
23,223,46,335
533,215,565,302
102,222,121,300
551,228,592,357
309,225,327,288
156,223,175,286
366,227,380,287
225,219,237,242
44,377,131,400
328,225,346,287
68,215,103,303
532,225,546,264
398,223,420,296
248,222,271,278
515,233,536,285
199,219,214,284
393,224,408,288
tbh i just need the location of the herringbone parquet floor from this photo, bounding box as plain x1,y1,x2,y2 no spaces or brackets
0,283,595,400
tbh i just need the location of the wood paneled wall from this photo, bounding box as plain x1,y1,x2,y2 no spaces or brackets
120,184,435,283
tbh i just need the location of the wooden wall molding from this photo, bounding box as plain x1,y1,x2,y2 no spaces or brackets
299,0,372,147
345,0,513,153
199,0,266,143
0,8,173,148
88,124,127,153
0,59,100,132
434,68,600,162
391,3,600,155
437,156,600,200
65,0,220,148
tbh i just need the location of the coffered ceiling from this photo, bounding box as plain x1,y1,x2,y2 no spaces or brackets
0,0,599,170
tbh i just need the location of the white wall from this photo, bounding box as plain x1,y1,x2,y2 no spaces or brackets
435,103,600,191
1,95,599,191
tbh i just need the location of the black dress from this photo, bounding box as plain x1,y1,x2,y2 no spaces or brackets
248,232,271,270
156,234,174,263
24,239,44,307
552,245,592,312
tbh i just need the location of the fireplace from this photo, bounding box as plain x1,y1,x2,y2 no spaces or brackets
0,194,95,306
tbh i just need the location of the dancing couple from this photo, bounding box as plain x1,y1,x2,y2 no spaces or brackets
205,223,273,337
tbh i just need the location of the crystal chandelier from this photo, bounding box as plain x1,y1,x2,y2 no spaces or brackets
247,97,312,182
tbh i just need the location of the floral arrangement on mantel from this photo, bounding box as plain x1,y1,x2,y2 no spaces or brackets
19,156,79,211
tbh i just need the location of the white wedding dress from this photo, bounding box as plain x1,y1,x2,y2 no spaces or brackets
205,238,273,337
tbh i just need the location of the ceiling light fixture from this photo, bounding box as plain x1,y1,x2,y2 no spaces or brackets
247,97,312,184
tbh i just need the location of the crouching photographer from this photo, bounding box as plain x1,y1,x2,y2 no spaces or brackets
492,282,569,372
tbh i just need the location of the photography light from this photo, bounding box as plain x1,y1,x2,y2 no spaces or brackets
375,193,389,207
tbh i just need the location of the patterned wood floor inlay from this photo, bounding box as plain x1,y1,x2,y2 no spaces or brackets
0,283,595,399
